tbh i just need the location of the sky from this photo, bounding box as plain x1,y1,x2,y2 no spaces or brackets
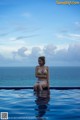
0,0,80,66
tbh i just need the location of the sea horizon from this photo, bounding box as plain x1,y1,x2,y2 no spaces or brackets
0,66,80,87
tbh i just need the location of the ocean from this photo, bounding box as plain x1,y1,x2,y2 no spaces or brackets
0,67,80,87
0,67,80,120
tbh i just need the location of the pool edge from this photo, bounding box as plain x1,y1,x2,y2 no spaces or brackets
0,87,80,90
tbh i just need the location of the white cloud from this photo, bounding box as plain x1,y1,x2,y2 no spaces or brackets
13,47,28,58
43,44,57,55
9,34,38,41
69,33,80,40
0,40,27,59
10,36,26,41
56,33,80,41
12,43,80,62
67,43,80,61
0,43,80,66
25,47,43,62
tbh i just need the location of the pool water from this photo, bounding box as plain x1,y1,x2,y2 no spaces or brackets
0,89,80,120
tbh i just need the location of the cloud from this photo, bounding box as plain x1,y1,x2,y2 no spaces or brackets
12,46,42,64
43,44,67,61
0,43,80,66
67,33,80,41
18,47,28,56
43,44,57,57
12,43,80,62
30,47,42,57
43,43,80,62
56,22,80,40
11,46,42,65
12,47,28,59
10,34,38,41
56,33,80,41
67,44,80,61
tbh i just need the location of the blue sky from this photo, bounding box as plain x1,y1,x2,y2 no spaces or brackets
0,0,80,66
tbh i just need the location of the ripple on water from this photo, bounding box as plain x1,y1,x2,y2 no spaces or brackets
0,89,80,120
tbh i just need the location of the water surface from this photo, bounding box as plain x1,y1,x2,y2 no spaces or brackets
0,89,80,120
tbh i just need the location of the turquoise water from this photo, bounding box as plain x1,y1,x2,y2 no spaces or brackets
0,67,80,87
0,89,80,120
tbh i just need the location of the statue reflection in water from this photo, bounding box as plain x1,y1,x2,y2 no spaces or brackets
34,88,50,120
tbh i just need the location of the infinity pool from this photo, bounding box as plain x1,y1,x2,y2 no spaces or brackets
0,89,80,120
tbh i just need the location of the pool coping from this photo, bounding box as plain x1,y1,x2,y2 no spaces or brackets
0,87,80,90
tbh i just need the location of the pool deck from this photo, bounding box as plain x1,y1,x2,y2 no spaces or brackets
0,87,80,90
